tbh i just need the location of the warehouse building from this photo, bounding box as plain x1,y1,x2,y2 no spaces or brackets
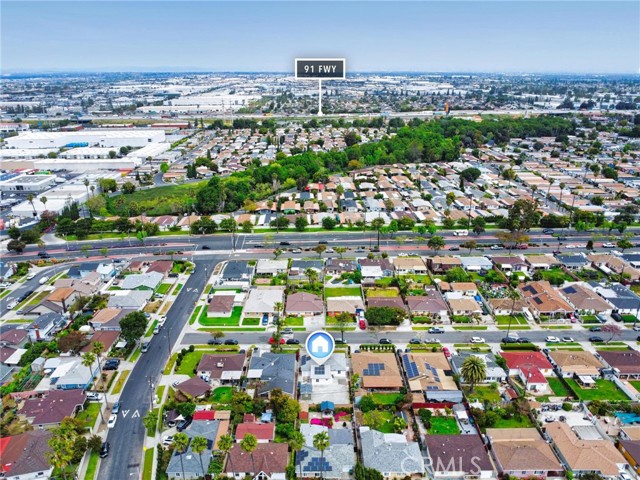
0,174,58,193
4,129,165,149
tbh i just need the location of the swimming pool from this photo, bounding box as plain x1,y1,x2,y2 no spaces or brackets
615,412,640,424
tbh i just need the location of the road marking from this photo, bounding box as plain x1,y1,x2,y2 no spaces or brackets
132,410,140,418
122,410,130,418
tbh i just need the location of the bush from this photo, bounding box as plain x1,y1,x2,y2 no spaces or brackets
562,402,573,412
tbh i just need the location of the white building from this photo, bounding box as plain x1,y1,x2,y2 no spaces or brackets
0,174,57,193
4,129,165,149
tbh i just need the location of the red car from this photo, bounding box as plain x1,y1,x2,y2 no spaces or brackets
516,244,528,250
359,320,366,330
442,347,451,358
269,337,285,344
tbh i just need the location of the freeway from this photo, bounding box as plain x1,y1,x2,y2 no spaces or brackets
182,328,640,347
97,256,224,480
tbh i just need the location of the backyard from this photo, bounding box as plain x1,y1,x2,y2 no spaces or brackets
428,416,460,435
464,385,501,403
366,288,401,298
564,378,629,401
547,377,571,397
324,287,362,298
370,393,403,405
210,386,233,404
362,410,396,433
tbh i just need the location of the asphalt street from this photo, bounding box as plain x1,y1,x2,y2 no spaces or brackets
97,256,223,480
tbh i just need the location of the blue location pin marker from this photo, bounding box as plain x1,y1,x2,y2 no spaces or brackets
305,330,335,366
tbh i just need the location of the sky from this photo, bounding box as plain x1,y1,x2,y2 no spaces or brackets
2,1,639,74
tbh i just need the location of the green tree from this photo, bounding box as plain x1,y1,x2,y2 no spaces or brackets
335,312,352,342
618,238,633,252
191,435,208,478
173,432,190,480
289,431,305,479
335,246,347,258
119,311,147,344
143,410,158,435
460,240,477,254
26,194,37,218
240,433,258,473
218,434,234,471
121,182,136,194
461,355,487,392
273,248,284,260
313,245,327,257
313,431,330,480
364,306,406,326
47,423,77,479
7,239,26,253
322,216,337,230
427,235,445,254
295,216,308,232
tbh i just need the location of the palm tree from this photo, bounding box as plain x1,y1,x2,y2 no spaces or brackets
26,194,37,218
81,352,105,423
83,178,90,197
558,182,566,206
218,434,234,472
305,268,319,285
173,432,190,480
289,431,305,479
240,433,258,475
40,195,48,212
461,355,487,393
546,178,555,205
313,431,330,480
191,435,208,478
90,185,96,197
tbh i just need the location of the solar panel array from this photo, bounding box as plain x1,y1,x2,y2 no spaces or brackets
564,286,577,294
426,385,440,390
363,363,385,376
402,354,419,378
304,457,333,473
296,450,310,465
425,362,440,383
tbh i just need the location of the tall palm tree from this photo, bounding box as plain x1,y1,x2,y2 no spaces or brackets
461,355,487,393
289,431,305,479
40,195,48,212
83,178,90,197
546,178,555,205
218,434,233,472
313,431,330,480
81,352,104,423
304,268,319,285
173,432,190,480
190,435,208,478
240,433,258,475
558,182,566,206
90,185,96,197
26,194,37,218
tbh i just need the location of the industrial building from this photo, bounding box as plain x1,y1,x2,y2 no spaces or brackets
0,174,58,193
3,129,165,149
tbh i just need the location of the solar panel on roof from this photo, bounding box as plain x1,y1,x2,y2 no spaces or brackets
564,286,577,294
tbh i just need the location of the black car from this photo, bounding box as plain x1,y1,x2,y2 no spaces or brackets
517,337,531,343
449,246,460,251
201,245,211,250
286,339,300,345
543,229,554,234
589,326,602,332
99,442,110,458
335,339,347,345
224,339,239,345
254,244,264,248
318,241,328,245
611,312,623,322
37,252,51,258
207,339,222,345
501,337,518,344
409,338,422,345
103,362,119,371
176,417,192,432
379,338,393,345
589,336,604,342
279,241,291,246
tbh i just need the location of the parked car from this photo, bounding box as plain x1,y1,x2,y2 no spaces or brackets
501,337,519,344
38,276,49,285
490,245,502,250
26,272,36,280
470,337,485,344
611,312,623,322
279,241,291,246
545,336,561,343
99,442,110,458
269,337,285,344
589,336,604,342
409,338,422,345
6,299,18,309
153,325,160,335
281,328,293,335
543,229,554,234
589,326,602,332
318,241,328,245
286,339,300,345
379,338,393,345
37,252,51,258
516,244,528,250
207,338,222,345
561,336,574,343
517,337,531,343
162,436,174,446
201,245,210,250
291,248,302,253
359,320,366,330
112,402,121,414
176,417,192,432
107,414,117,428
86,392,103,401
224,339,238,345
141,342,150,353
428,327,445,334
602,242,616,248
442,347,451,358
261,314,269,326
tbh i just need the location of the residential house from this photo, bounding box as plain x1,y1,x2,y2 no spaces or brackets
488,297,530,316
89,307,133,331
501,352,554,377
80,330,120,355
359,258,394,281
427,256,462,274
449,282,479,297
288,260,324,282
108,290,152,309
406,290,449,319
208,295,235,317
393,257,427,275
296,424,356,480
236,414,275,443
244,287,285,319
18,389,86,428
359,427,425,479
520,281,574,319
425,434,496,480
589,282,640,314
326,296,364,316
27,312,66,342
486,428,563,478
196,354,246,385
224,442,289,480
167,418,226,480
460,256,494,272
548,350,603,378
50,357,98,390
146,260,174,277
546,422,628,478
491,256,529,275
447,297,482,316
67,261,116,281
0,430,53,480
325,259,357,276
352,352,403,390
286,292,323,316
152,215,177,231
402,352,463,402
23,287,80,315
597,350,640,380
176,375,212,400
525,255,562,271
556,254,589,271
450,352,507,384
222,261,255,284
0,327,28,348
248,351,296,397
299,352,349,404
256,259,288,277
619,439,640,475
120,271,163,290
560,283,613,314
367,296,407,312
589,254,640,282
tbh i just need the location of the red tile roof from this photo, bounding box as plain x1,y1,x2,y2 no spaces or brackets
235,422,275,442
193,410,216,421
501,351,553,370
520,366,547,385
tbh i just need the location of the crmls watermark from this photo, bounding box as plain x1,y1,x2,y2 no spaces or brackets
402,452,486,475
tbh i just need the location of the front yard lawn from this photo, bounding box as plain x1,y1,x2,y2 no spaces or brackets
284,316,304,326
324,287,361,298
428,416,460,435
495,314,528,325
547,377,570,397
210,386,233,404
175,350,216,376
77,402,101,429
156,283,172,295
199,306,242,326
243,317,260,326
565,378,629,401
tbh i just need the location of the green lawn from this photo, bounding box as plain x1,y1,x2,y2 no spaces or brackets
129,347,142,363
156,283,172,295
363,410,396,433
452,326,488,331
366,288,400,298
493,415,535,428
189,305,203,325
108,180,208,216
156,385,166,403
200,306,242,326
175,350,216,376
111,370,130,394
324,287,361,298
145,320,158,337
630,381,640,391
173,283,183,294
371,393,403,405
565,378,629,401
465,385,501,403
243,317,260,326
495,314,528,325
142,447,154,480
84,452,99,480
284,316,304,326
547,377,570,397
539,268,573,284
77,402,101,429
428,416,460,435
211,386,233,404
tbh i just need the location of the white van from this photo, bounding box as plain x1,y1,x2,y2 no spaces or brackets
452,230,469,236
